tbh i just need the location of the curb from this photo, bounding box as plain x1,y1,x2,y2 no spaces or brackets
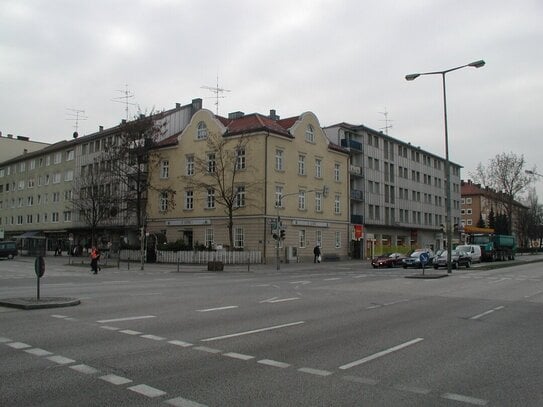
0,297,81,310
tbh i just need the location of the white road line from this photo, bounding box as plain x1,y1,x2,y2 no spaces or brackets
324,278,341,281
442,393,488,405
262,297,300,303
24,348,53,356
128,384,167,398
97,315,156,323
260,297,278,303
165,396,208,407
7,342,31,349
289,281,311,285
196,306,238,312
201,321,305,342
119,329,142,335
100,326,120,331
223,352,255,360
168,340,193,347
470,306,505,320
339,338,424,370
70,364,100,375
100,374,133,385
489,278,510,284
140,334,165,341
51,314,68,318
193,346,222,354
257,359,290,368
47,355,76,365
298,367,333,376
0,337,12,343
524,290,543,298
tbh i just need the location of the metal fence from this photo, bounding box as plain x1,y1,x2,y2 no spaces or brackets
119,249,262,264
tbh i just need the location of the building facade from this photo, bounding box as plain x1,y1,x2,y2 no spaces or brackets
323,123,462,258
0,132,50,163
146,109,350,263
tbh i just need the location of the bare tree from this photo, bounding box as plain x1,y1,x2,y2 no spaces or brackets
471,152,532,234
182,132,261,249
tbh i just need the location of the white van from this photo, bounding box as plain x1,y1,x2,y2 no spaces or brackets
456,244,481,263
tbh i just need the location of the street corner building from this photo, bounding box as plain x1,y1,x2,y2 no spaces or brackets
145,108,351,264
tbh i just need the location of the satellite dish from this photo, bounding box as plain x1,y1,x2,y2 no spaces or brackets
73,131,79,139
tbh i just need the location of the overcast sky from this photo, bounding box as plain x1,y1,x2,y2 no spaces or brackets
2,0,542,194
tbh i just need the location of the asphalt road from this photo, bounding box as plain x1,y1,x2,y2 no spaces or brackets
1,256,542,406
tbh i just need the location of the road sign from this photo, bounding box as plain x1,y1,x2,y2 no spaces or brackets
34,256,45,278
419,252,430,265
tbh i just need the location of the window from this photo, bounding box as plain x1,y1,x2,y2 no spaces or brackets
207,188,215,209
159,192,168,212
466,198,472,204
334,163,340,182
305,124,315,142
315,191,322,212
186,155,194,176
234,227,244,248
275,185,284,207
235,185,246,208
315,159,322,178
298,190,306,210
299,230,306,248
52,192,60,202
236,148,246,170
315,230,322,247
52,212,59,222
335,231,341,248
46,155,51,166
64,190,72,201
20,161,26,172
160,160,169,179
63,211,72,222
82,144,87,155
27,196,33,206
64,170,74,181
334,194,341,214
28,178,35,188
54,152,62,164
205,228,214,248
66,150,74,161
45,174,50,185
18,180,25,190
184,190,194,210
53,172,61,184
30,160,36,170
207,153,216,173
275,149,284,171
197,121,208,139
298,155,306,175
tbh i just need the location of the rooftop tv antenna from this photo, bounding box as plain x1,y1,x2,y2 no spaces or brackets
379,107,393,135
112,84,137,120
201,76,231,115
66,108,88,138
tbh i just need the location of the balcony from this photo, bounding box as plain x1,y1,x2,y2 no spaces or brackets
351,214,364,224
341,139,363,152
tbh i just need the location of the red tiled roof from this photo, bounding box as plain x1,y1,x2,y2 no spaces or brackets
222,113,293,137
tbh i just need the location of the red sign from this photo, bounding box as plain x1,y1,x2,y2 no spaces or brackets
354,225,364,240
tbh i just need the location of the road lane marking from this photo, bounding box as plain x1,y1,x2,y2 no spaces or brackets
257,359,290,368
7,342,31,349
196,306,238,312
525,290,543,298
168,340,193,347
51,314,68,319
165,396,208,407
298,367,333,376
289,281,311,285
140,334,166,341
260,297,300,303
100,374,133,385
24,348,53,356
0,337,12,343
324,278,341,281
223,352,254,360
128,384,167,398
201,321,305,342
470,306,505,320
70,364,100,374
119,329,142,335
193,346,222,353
100,325,120,331
47,355,76,365
442,393,488,405
97,315,156,323
339,338,424,370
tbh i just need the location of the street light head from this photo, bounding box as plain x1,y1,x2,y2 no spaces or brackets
469,60,485,68
405,73,420,81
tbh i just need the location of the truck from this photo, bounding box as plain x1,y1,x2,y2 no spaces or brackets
469,234,516,261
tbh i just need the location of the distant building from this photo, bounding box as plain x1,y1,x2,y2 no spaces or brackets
147,109,350,263
324,123,462,258
0,132,50,162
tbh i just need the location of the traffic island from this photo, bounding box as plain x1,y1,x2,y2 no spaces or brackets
405,273,448,279
0,297,81,310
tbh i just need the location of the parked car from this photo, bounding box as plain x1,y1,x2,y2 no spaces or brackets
0,241,18,259
402,250,434,268
433,249,471,269
371,253,406,268
455,244,482,263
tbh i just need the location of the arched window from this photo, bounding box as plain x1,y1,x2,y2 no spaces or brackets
197,121,208,140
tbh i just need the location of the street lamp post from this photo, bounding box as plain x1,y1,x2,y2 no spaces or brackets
406,60,485,274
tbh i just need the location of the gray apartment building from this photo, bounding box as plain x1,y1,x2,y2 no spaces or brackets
323,123,462,259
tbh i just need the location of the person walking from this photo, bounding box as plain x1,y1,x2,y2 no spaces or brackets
90,246,100,274
313,245,321,263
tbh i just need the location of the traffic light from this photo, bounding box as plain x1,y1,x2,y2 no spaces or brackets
272,232,279,240
280,229,286,240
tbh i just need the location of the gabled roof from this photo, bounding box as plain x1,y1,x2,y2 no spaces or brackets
219,113,294,138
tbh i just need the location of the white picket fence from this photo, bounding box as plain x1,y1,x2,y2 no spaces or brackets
120,249,262,264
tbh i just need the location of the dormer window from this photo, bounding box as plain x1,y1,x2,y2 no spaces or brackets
305,124,315,143
197,121,208,139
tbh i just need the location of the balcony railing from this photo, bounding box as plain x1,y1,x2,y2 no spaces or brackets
341,139,363,151
350,189,364,201
351,214,364,224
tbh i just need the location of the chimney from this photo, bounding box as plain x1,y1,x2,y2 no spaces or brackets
192,98,203,112
23,149,28,154
121,119,126,124
7,134,13,138
176,103,181,109
228,111,245,120
269,109,280,120
99,126,104,132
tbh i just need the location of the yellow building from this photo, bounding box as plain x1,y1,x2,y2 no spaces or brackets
147,109,350,263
